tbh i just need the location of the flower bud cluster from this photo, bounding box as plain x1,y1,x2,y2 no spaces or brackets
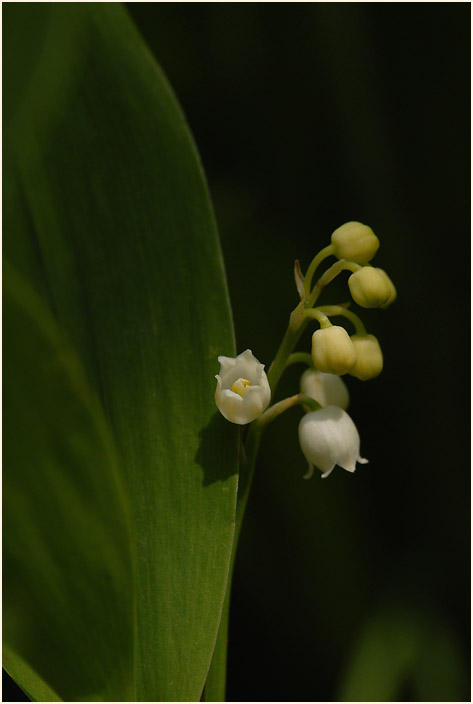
307,221,395,381
311,326,383,381
214,220,395,480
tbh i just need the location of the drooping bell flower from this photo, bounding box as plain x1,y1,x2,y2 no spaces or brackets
298,406,368,479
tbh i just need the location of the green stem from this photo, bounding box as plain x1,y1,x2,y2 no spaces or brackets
303,308,332,328
316,304,367,335
270,259,363,393
205,256,360,699
203,606,229,702
204,422,263,701
285,352,314,369
307,259,361,307
303,243,335,298
204,393,321,701
267,303,309,395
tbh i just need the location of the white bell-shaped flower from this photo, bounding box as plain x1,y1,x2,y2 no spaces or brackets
298,406,368,479
215,349,271,425
300,369,349,410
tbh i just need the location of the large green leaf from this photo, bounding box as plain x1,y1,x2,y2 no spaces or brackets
3,3,238,701
3,264,135,701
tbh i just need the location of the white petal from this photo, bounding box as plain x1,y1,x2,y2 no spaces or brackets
303,463,315,480
218,349,263,387
214,387,245,425
298,406,367,477
300,369,349,409
215,351,271,424
217,354,238,375
241,385,269,422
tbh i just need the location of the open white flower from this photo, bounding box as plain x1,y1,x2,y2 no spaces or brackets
215,349,271,425
300,369,349,410
298,406,368,479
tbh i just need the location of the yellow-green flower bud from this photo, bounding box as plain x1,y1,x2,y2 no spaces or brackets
378,269,397,308
348,266,392,308
331,221,380,264
312,325,357,375
349,334,383,380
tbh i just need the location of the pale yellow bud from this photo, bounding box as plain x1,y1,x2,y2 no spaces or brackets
312,325,357,376
348,266,392,308
349,334,383,380
331,221,380,264
378,269,397,309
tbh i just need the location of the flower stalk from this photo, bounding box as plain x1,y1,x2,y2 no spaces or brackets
208,220,396,700
316,305,367,336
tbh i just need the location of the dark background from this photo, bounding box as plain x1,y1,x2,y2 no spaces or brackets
4,2,470,702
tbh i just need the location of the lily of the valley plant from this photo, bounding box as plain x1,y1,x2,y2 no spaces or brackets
215,220,395,472
209,221,396,698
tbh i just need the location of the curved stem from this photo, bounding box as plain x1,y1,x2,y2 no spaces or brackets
307,260,361,307
303,308,332,328
316,305,367,335
269,261,362,394
303,243,335,298
285,352,314,369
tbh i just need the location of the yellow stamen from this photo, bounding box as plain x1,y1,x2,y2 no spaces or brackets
231,378,252,398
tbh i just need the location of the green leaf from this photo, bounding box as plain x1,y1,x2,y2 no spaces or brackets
3,646,63,702
3,263,135,701
4,3,238,701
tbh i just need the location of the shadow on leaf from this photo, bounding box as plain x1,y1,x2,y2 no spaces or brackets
196,411,240,487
